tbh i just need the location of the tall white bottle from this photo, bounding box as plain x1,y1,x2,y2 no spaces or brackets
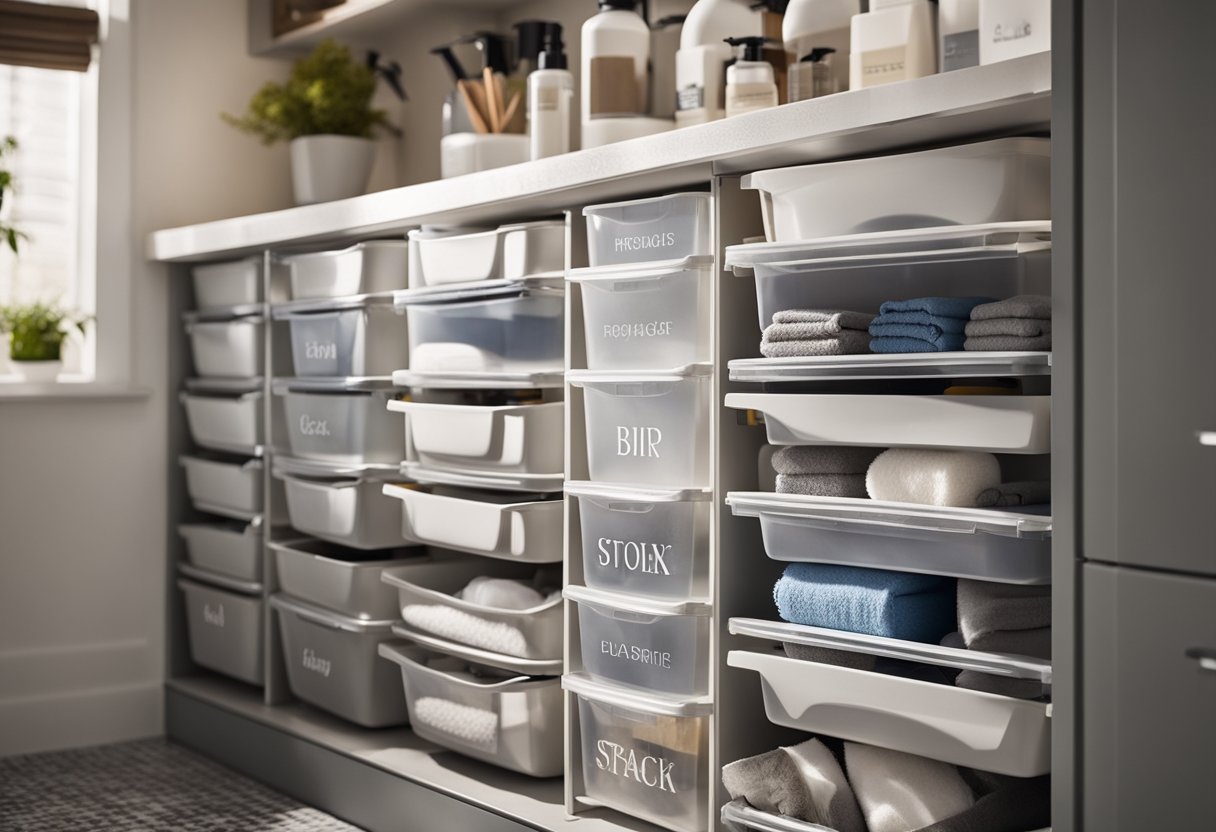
850,0,938,90
783,0,860,93
529,23,574,159
675,0,760,127
581,0,651,149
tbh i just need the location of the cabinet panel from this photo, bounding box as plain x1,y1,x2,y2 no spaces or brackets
1083,564,1216,830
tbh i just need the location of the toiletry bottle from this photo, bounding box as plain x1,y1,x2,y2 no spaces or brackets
850,0,938,90
788,46,837,102
675,0,761,127
783,0,860,93
529,22,573,159
581,0,651,147
939,0,980,71
723,36,778,117
650,14,685,121
512,20,549,134
431,43,474,136
756,1,793,105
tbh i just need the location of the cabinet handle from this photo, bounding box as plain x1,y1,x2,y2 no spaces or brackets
1198,431,1216,446
1185,647,1216,672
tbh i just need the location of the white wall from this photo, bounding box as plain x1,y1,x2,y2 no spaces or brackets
0,0,292,757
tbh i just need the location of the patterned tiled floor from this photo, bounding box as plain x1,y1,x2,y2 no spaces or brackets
0,738,365,831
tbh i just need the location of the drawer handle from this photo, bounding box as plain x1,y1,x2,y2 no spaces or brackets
1197,431,1216,446
1184,647,1216,672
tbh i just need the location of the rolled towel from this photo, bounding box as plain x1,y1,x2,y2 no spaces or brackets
783,641,879,671
772,445,883,475
766,309,875,336
879,297,997,319
958,580,1051,639
964,333,1052,351
866,449,1002,507
915,775,1051,832
969,294,1052,321
844,743,975,832
722,739,866,832
975,481,1051,507
776,473,869,498
968,627,1052,659
955,670,1048,700
761,330,871,358
871,335,964,354
773,563,956,642
964,318,1052,338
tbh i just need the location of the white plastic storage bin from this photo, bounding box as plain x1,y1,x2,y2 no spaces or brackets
285,241,409,300
382,483,563,562
179,455,284,520
277,386,405,465
727,492,1052,583
726,393,1051,454
390,623,563,677
979,0,1051,65
178,520,262,583
583,193,713,268
192,258,287,309
275,296,407,378
726,223,1052,331
568,256,714,370
277,466,413,550
742,138,1050,242
178,570,264,686
183,312,263,378
566,482,711,600
381,559,562,660
180,391,263,455
564,673,712,832
570,366,712,488
378,643,564,777
270,538,425,620
727,351,1055,384
271,594,407,728
397,281,565,375
409,221,566,289
728,649,1051,776
566,585,711,697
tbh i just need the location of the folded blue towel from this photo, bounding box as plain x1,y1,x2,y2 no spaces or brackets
773,563,957,642
870,310,970,334
869,323,967,349
878,297,996,319
870,335,966,353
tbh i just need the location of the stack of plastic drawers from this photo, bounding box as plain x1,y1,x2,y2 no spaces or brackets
262,240,430,728
717,139,1055,832
563,193,717,832
377,220,567,776
177,256,287,688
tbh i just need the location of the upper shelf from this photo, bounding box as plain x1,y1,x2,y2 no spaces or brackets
149,52,1050,264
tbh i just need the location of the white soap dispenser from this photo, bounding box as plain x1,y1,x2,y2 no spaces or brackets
850,0,938,90
724,36,778,117
529,22,573,159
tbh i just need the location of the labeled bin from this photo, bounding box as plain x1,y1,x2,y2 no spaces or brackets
180,391,263,455
565,673,711,832
178,567,264,686
180,455,284,520
284,240,409,300
192,258,287,309
378,642,563,777
583,193,713,268
271,594,407,728
741,137,1050,242
409,221,565,289
275,296,407,378
381,559,562,660
567,585,711,697
277,466,413,550
568,256,714,370
179,520,262,583
570,366,712,488
277,386,406,464
183,312,263,378
567,482,711,600
270,538,425,620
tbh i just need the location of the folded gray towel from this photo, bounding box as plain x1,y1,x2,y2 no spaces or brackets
784,641,879,671
958,580,1051,640
964,318,1052,338
969,627,1052,659
761,330,872,358
940,630,967,649
969,295,1052,321
964,334,1052,351
955,669,1048,700
776,473,869,497
975,481,1051,507
771,309,876,330
773,445,884,475
722,739,866,832
916,775,1051,832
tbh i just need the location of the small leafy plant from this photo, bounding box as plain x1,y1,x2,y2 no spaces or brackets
0,135,28,255
0,302,91,362
223,39,391,144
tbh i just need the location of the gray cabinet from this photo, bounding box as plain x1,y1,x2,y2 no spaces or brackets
1083,564,1216,830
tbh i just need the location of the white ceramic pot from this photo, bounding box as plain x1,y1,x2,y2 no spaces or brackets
13,359,62,382
290,135,376,205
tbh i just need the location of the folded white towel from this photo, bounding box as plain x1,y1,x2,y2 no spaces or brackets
785,739,868,832
866,449,1001,507
414,696,498,748
401,604,529,657
458,576,545,610
845,743,975,832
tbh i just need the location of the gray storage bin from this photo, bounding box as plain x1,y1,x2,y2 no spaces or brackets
277,465,413,550
183,312,263,378
276,296,407,378
277,386,405,465
270,538,425,620
285,241,409,300
179,455,286,521
566,481,711,600
271,593,407,728
583,193,713,268
192,258,288,309
378,642,563,777
178,569,264,686
178,520,262,583
180,391,263,455
567,585,711,697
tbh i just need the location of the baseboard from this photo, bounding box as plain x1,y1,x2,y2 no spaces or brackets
0,681,163,757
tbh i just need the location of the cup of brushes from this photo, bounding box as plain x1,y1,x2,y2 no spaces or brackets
441,66,529,178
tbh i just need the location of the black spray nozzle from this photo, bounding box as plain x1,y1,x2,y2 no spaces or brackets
429,44,468,82
749,0,790,12
724,36,774,63
654,13,687,30
367,50,407,101
598,0,639,10
459,31,511,75
803,47,837,63
538,22,567,70
514,20,550,66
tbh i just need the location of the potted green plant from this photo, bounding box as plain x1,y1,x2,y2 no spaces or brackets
1,135,27,256
0,302,91,382
224,39,398,205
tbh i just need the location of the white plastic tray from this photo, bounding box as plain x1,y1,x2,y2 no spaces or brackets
192,257,287,309
179,455,283,521
409,221,565,289
182,313,264,379
399,461,564,495
720,800,837,832
180,391,263,456
392,368,566,390
275,462,416,550
285,240,409,300
390,623,563,676
729,351,1052,383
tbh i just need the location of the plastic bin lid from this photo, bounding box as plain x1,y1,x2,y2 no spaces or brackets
564,480,712,503
269,592,397,632
392,368,566,390
564,584,711,617
582,191,711,215
729,352,1052,383
566,254,715,283
185,376,264,394
729,618,1052,684
392,277,563,309
182,304,264,324
567,363,713,387
725,492,1053,539
401,460,564,495
271,291,396,319
273,455,404,482
721,800,839,832
561,672,713,717
271,376,405,393
178,562,263,595
267,537,425,566
281,240,408,263
390,624,562,676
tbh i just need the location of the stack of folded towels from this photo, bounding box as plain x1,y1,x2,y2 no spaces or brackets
964,295,1052,352
760,309,874,358
724,738,1051,832
772,446,881,497
946,578,1052,699
868,297,994,353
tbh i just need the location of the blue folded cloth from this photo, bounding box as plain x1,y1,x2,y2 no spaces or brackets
869,323,967,350
868,298,994,354
878,297,996,319
870,335,966,353
773,563,957,643
870,311,970,334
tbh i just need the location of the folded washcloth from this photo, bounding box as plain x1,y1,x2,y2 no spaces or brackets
723,739,866,832
767,309,876,334
844,743,975,832
955,670,1048,700
869,323,967,351
969,295,1052,321
880,297,997,320
964,333,1053,351
958,580,1051,639
964,318,1052,338
975,481,1051,507
916,774,1051,832
761,310,875,358
871,310,971,333
871,334,966,353
774,563,957,642
866,449,1002,507
776,473,869,497
401,604,529,657
784,641,879,671
967,627,1052,659
772,446,883,475
458,577,545,610
413,697,498,748
761,330,873,358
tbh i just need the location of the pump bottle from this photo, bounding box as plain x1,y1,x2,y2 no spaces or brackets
724,36,778,117
529,23,573,159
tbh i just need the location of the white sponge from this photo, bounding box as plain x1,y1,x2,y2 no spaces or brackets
866,448,1001,507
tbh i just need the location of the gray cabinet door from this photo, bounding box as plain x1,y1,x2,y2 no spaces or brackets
1083,564,1216,830
1081,0,1216,576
